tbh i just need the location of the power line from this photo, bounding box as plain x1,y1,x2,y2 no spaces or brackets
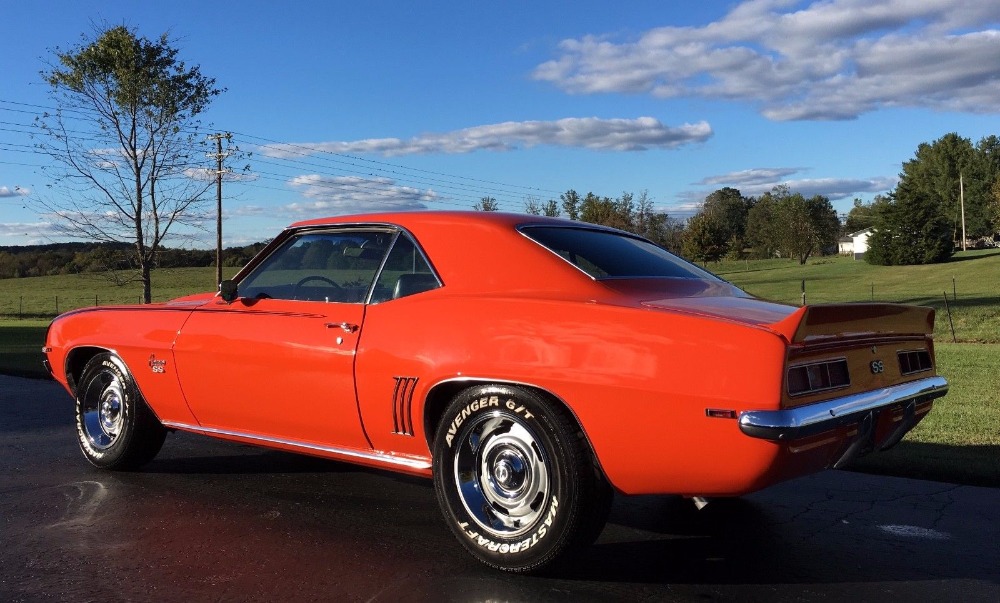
227,130,565,197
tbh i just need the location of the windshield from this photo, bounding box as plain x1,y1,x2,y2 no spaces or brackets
521,226,720,281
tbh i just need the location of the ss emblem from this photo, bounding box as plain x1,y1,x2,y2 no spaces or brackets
870,359,884,374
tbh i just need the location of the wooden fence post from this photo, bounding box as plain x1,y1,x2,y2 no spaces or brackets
943,292,957,343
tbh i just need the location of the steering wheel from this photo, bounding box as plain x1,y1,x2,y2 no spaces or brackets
294,275,340,289
292,275,341,300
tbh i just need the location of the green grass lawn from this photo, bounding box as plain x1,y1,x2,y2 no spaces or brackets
713,249,1000,343
846,342,1000,487
0,267,238,318
0,320,50,378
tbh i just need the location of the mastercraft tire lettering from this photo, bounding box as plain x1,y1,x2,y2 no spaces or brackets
74,352,167,470
432,384,611,573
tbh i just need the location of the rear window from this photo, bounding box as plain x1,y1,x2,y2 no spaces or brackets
521,226,719,281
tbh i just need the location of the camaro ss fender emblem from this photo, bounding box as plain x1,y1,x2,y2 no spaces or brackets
148,354,167,374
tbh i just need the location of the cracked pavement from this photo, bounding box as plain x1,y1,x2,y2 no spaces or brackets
2,375,998,602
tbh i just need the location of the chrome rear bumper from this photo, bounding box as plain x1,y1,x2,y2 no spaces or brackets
738,376,948,442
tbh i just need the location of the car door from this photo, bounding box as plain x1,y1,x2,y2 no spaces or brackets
172,228,395,450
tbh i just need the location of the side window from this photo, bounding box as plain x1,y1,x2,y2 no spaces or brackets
239,230,392,302
370,234,440,303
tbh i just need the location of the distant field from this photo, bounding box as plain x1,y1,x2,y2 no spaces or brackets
713,249,1000,343
0,267,239,318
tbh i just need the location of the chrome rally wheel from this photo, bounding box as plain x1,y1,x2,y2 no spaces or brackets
432,384,612,573
80,367,126,450
74,352,166,470
454,412,550,539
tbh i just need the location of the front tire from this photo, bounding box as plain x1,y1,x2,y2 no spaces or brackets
74,353,166,470
432,385,611,573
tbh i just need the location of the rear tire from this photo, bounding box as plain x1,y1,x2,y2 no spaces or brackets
432,384,611,573
74,353,166,470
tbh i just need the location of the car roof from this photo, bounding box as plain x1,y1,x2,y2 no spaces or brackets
288,210,602,232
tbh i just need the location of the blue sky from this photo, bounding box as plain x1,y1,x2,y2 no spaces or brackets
2,0,999,247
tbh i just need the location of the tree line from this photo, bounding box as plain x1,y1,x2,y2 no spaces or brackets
0,242,267,280
654,132,1000,267
477,190,686,252
848,133,1000,265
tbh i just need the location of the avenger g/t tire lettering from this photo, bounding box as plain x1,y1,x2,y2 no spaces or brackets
432,384,611,573
75,352,166,470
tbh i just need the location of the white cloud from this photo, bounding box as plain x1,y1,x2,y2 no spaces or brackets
184,168,260,182
533,0,1000,120
260,117,712,158
694,167,896,199
223,205,267,218
286,175,437,214
0,186,30,197
0,222,62,241
698,168,801,187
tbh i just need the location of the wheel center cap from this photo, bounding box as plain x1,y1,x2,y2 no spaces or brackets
494,461,511,484
491,450,527,492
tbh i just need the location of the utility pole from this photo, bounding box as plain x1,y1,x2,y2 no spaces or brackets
960,172,967,252
208,133,233,288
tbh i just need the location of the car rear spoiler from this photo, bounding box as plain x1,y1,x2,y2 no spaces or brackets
770,303,936,344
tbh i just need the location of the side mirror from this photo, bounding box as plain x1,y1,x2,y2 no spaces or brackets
219,279,239,304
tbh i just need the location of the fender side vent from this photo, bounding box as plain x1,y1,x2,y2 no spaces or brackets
787,358,850,396
392,376,418,436
898,349,932,375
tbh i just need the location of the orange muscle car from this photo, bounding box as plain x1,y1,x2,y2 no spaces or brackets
43,211,949,572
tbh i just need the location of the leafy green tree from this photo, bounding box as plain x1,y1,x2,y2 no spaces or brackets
560,189,581,220
474,196,499,211
745,186,838,263
746,189,780,258
542,199,560,217
37,25,223,303
704,187,750,244
682,213,725,262
896,133,992,241
580,192,634,230
975,135,1000,235
800,194,840,262
990,179,1000,236
865,189,953,265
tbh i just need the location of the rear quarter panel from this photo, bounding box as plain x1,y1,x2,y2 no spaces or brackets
356,291,789,495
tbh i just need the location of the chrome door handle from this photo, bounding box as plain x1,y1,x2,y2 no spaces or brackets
326,322,358,333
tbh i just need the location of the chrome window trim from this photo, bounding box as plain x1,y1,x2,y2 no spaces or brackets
739,376,948,441
230,223,443,306
161,421,432,470
366,228,443,304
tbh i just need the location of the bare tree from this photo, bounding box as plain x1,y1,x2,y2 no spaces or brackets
37,25,223,302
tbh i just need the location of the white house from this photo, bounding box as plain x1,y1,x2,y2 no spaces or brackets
838,236,854,256
850,228,873,260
